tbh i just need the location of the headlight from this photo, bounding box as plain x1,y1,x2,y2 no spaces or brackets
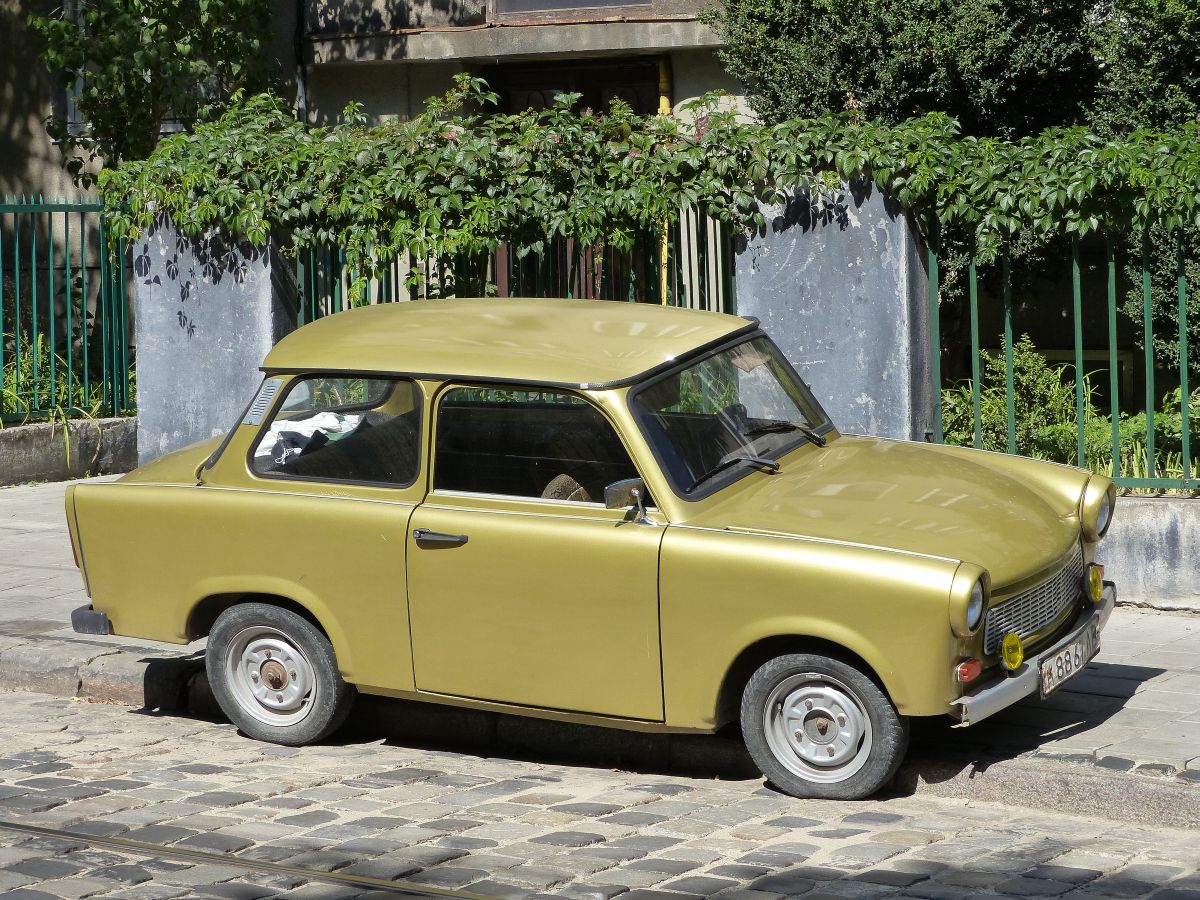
967,581,985,631
1096,494,1111,537
950,564,988,638
1081,477,1115,541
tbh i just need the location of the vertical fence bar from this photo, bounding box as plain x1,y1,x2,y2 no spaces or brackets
1107,235,1121,478
1179,236,1191,485
118,236,129,411
49,209,58,409
80,209,90,403
64,208,73,408
967,254,982,448
927,223,942,443
1072,236,1085,467
1003,245,1016,455
1141,233,1155,476
13,209,22,413
97,214,110,413
0,213,4,411
30,209,39,409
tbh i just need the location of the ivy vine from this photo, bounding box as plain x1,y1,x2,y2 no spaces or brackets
99,75,1200,289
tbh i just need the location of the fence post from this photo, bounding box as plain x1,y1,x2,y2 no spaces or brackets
1106,234,1121,478
1002,245,1016,455
967,253,982,448
1179,236,1191,486
927,222,942,443
1141,233,1156,476
1072,236,1085,467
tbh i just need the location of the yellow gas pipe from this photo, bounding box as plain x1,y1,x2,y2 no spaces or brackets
658,57,672,305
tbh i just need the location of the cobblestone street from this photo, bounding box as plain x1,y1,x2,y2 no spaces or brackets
0,692,1194,900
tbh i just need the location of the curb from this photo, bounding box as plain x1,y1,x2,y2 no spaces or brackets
0,638,207,714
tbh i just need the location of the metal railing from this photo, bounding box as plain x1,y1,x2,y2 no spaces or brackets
294,213,736,324
0,196,133,423
929,231,1196,491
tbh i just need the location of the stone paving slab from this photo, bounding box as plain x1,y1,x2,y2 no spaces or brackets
0,693,1193,899
2,478,1199,800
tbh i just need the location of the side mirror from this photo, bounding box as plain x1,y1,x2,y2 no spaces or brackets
605,477,645,509
605,477,651,524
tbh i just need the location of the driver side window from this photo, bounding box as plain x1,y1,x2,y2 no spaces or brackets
434,386,643,504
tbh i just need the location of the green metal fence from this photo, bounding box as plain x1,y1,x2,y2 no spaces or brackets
294,213,737,324
0,196,133,423
929,231,1196,491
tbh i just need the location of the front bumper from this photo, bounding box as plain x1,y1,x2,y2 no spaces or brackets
71,605,112,636
953,581,1116,727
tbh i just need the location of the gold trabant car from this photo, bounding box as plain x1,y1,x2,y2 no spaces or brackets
67,299,1116,799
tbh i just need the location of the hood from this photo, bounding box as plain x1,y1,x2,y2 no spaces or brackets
119,435,224,486
691,435,1082,587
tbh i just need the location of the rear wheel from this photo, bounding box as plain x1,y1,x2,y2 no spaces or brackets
207,603,354,745
741,653,908,799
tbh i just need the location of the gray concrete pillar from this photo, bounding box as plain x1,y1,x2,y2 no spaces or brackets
734,184,932,441
132,225,297,464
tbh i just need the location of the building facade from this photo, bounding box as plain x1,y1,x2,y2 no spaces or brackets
299,0,737,124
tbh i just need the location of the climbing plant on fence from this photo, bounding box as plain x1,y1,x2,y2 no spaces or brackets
100,75,1200,291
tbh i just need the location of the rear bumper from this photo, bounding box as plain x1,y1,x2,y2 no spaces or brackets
71,605,112,636
953,581,1116,727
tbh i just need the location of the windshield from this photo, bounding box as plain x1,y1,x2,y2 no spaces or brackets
631,335,831,498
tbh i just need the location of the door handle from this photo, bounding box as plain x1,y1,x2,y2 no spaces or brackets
413,528,468,546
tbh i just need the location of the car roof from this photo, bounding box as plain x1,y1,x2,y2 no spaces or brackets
262,298,757,388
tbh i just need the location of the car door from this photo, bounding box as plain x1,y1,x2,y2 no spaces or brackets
406,385,666,721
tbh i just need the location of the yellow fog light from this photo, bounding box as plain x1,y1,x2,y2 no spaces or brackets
1087,564,1105,603
1000,632,1024,671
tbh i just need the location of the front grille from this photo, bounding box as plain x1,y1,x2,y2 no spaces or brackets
983,545,1085,654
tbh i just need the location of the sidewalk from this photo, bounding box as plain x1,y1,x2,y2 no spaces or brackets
1,477,1198,789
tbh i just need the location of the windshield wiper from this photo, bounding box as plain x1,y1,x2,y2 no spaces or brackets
685,455,780,494
743,419,827,447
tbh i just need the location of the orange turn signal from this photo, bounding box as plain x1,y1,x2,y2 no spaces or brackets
1087,564,1105,603
955,658,983,684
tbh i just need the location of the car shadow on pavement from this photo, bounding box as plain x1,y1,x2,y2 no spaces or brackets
132,658,1168,795
897,659,1167,790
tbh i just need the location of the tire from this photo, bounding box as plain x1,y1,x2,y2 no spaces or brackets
740,653,908,800
206,603,355,746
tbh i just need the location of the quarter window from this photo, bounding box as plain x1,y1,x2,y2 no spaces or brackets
251,375,421,487
434,387,641,503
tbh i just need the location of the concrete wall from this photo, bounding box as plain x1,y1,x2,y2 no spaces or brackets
133,226,296,464
1096,498,1200,613
0,417,136,486
733,184,932,442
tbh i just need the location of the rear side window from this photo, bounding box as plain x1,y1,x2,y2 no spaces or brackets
251,375,421,487
434,386,642,504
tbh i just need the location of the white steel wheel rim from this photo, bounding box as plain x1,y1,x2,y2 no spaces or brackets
763,672,873,784
225,626,317,728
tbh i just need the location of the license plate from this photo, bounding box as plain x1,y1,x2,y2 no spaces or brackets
1039,623,1100,697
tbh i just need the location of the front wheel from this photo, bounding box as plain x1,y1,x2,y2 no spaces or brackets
207,603,355,746
741,653,908,800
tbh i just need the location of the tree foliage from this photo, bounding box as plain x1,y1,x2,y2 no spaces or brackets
707,0,1200,142
29,0,274,183
1089,0,1200,136
98,76,1200,294
704,0,1096,138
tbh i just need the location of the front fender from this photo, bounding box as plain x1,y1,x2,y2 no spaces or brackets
659,527,964,729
